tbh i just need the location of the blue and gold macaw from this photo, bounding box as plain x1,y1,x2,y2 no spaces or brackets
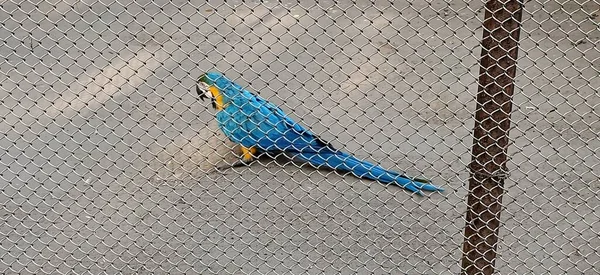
195,72,443,195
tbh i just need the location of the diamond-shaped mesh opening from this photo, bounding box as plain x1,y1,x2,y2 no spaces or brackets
0,0,598,274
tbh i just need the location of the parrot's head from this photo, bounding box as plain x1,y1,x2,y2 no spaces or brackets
196,72,242,110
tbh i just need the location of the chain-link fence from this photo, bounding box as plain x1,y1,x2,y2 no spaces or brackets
0,0,598,274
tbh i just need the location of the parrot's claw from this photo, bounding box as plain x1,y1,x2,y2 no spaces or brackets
216,159,254,171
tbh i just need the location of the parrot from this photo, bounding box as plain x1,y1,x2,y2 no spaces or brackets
195,72,443,195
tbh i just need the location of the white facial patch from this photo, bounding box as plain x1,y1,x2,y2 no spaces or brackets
200,82,212,98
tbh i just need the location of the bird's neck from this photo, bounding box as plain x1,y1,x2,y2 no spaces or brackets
209,86,226,110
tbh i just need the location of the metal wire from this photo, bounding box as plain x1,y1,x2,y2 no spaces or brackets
0,0,598,274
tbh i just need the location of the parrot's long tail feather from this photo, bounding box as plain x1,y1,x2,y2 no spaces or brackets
293,151,443,195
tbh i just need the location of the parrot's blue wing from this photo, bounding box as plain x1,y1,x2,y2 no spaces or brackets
214,85,443,195
237,91,332,153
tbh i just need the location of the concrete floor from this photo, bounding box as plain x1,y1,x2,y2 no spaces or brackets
0,0,598,274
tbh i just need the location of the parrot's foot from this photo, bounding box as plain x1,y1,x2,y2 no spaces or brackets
215,146,258,171
215,159,254,171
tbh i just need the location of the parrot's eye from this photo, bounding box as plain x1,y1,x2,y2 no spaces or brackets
199,82,209,91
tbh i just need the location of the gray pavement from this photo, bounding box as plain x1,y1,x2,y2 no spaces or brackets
0,0,598,274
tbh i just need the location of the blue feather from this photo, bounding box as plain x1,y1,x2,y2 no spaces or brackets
200,72,444,195
292,150,443,195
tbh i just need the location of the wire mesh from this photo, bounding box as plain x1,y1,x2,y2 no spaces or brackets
0,0,598,274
